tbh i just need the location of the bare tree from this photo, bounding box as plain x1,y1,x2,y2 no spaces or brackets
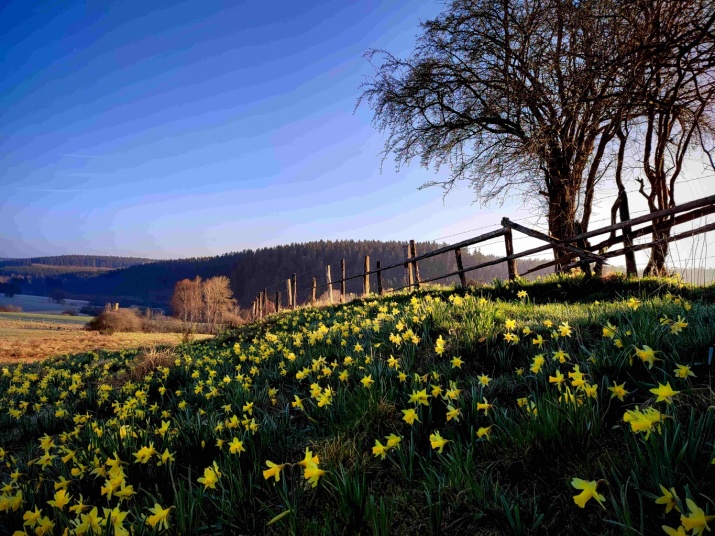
171,277,203,324
202,276,236,333
359,0,635,269
360,0,715,273
626,0,715,275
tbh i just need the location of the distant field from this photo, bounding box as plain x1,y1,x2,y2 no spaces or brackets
0,318,212,363
0,311,90,324
0,293,89,314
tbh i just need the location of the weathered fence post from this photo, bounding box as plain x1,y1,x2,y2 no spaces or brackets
286,278,293,309
311,278,317,304
251,300,257,319
259,291,264,319
410,240,421,289
404,244,414,290
454,248,467,287
376,260,384,295
504,227,518,280
291,273,297,309
263,288,268,316
363,255,370,296
326,265,333,304
340,259,346,302
275,291,280,313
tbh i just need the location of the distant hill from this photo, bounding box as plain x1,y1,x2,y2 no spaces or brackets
0,255,154,270
8,241,552,309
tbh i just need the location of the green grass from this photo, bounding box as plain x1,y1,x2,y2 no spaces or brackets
0,274,714,535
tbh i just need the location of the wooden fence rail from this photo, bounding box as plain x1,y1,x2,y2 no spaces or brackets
249,194,715,319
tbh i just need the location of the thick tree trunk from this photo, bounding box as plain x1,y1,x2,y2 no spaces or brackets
548,186,578,273
643,221,672,276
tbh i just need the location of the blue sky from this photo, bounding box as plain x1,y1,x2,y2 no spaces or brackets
1,0,713,270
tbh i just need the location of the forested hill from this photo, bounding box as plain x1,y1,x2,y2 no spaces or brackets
0,255,153,270
12,241,551,309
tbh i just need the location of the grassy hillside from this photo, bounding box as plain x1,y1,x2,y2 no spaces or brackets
0,275,713,534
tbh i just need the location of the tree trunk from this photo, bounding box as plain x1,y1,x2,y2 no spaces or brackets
548,184,578,272
643,222,672,276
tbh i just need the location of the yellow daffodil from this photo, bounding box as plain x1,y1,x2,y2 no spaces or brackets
303,460,326,487
429,432,449,453
654,485,680,513
372,440,389,459
670,315,688,335
476,397,493,415
681,498,715,535
476,425,493,440
198,462,222,489
445,405,461,422
635,346,659,368
402,408,420,425
649,382,679,404
361,375,375,388
607,382,628,402
385,434,402,448
46,488,71,510
146,504,173,530
674,364,695,379
408,389,430,406
262,460,286,482
571,478,606,509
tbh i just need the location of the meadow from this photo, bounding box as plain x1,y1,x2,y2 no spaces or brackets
0,274,713,535
0,317,211,363
0,295,90,315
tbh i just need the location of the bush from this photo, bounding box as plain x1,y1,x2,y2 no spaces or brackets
61,309,78,316
85,309,143,334
0,305,22,313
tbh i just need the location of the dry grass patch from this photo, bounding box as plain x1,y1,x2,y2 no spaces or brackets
0,320,211,363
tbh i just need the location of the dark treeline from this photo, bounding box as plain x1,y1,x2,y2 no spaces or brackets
0,255,153,269
8,241,551,309
0,265,114,279
231,240,550,307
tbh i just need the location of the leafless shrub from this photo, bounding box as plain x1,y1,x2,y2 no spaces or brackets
128,346,176,382
85,309,143,335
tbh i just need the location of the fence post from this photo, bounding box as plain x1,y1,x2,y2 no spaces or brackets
275,291,280,313
340,259,346,302
258,292,264,319
410,240,421,289
326,265,333,304
311,278,317,304
376,260,384,295
454,248,467,287
252,300,257,319
363,255,370,296
504,227,518,280
263,288,268,316
291,273,297,309
404,244,414,290
286,278,293,309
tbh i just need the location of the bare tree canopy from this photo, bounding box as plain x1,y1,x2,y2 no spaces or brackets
171,276,235,332
627,0,715,274
360,0,715,271
171,277,203,324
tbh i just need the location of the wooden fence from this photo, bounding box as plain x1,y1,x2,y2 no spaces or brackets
250,194,715,319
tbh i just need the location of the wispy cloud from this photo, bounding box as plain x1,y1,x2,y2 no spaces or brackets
18,188,85,193
66,172,104,177
58,153,99,158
